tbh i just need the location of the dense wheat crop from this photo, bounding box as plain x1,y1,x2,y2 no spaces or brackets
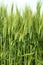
0,2,43,65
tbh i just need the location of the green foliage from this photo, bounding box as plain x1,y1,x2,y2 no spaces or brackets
0,2,43,65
